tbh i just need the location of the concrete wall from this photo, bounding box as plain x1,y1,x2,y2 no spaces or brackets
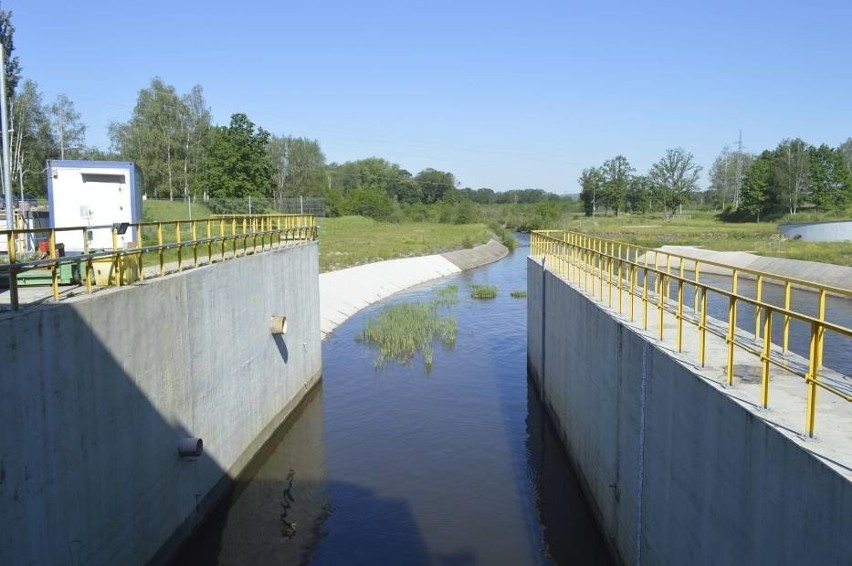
0,243,322,565
527,258,852,565
780,220,852,242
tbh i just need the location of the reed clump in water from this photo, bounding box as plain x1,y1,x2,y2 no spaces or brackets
469,283,498,299
359,286,458,369
510,290,527,298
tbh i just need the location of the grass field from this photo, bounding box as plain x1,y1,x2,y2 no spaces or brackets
139,206,494,272
318,216,492,272
142,199,213,222
556,211,852,267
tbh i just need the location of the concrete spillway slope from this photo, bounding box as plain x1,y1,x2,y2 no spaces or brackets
653,245,852,291
319,238,508,338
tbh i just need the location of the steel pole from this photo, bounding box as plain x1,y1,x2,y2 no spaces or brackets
0,45,13,228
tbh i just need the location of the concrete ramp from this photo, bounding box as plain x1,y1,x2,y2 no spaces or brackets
319,256,461,338
319,239,509,339
651,245,852,291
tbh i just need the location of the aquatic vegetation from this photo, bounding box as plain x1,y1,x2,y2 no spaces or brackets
510,290,527,298
358,286,458,369
469,283,498,299
432,284,459,307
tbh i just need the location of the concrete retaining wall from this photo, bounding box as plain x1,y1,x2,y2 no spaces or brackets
527,258,852,565
780,220,852,242
0,243,322,565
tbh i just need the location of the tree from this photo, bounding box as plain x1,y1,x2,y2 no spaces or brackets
415,168,456,203
809,144,851,210
578,167,603,217
179,85,211,200
340,186,397,221
110,78,188,199
599,155,633,215
47,94,86,159
195,113,274,199
626,175,652,213
9,80,53,197
708,146,753,209
454,198,478,224
648,148,702,214
0,6,21,100
740,151,773,220
772,138,810,215
838,138,852,176
267,135,327,199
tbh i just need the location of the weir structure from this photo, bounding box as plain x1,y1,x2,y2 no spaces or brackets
528,230,852,564
0,214,322,564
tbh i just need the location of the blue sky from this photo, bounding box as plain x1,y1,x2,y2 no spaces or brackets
9,0,852,193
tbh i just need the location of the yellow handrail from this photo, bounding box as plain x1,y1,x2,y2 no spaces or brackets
0,214,317,310
530,230,852,438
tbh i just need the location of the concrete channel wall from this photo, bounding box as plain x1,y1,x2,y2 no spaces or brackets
779,220,852,242
527,258,852,565
0,243,322,565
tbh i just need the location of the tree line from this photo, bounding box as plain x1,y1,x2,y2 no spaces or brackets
708,138,852,220
578,148,703,217
0,6,565,218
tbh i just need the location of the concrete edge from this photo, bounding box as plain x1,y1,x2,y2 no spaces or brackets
441,238,509,270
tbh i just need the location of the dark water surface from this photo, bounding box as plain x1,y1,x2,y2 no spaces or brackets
175,235,612,565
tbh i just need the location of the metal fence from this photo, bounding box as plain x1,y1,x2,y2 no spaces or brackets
531,229,852,437
145,196,326,216
1,214,317,310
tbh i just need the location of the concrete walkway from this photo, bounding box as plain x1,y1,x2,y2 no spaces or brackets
319,239,508,339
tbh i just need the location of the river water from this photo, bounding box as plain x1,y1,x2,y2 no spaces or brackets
174,235,613,565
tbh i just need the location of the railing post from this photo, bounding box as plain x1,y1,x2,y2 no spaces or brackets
206,219,212,262
176,221,183,272
726,270,739,386
782,281,792,352
761,308,773,408
693,263,701,315
642,251,649,330
617,244,623,315
676,262,684,352
805,290,826,437
192,220,198,267
608,245,614,308
6,230,19,309
136,222,144,282
50,229,59,299
699,285,708,367
84,227,93,293
158,222,164,276
754,274,764,339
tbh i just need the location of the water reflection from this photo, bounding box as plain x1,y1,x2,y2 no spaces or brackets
172,387,329,565
526,383,612,565
280,469,297,540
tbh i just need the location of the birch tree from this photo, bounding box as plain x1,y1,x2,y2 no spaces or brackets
47,93,86,159
109,77,185,199
773,138,810,215
179,85,211,199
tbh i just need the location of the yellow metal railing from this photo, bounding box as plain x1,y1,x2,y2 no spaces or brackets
530,230,852,437
1,214,317,310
